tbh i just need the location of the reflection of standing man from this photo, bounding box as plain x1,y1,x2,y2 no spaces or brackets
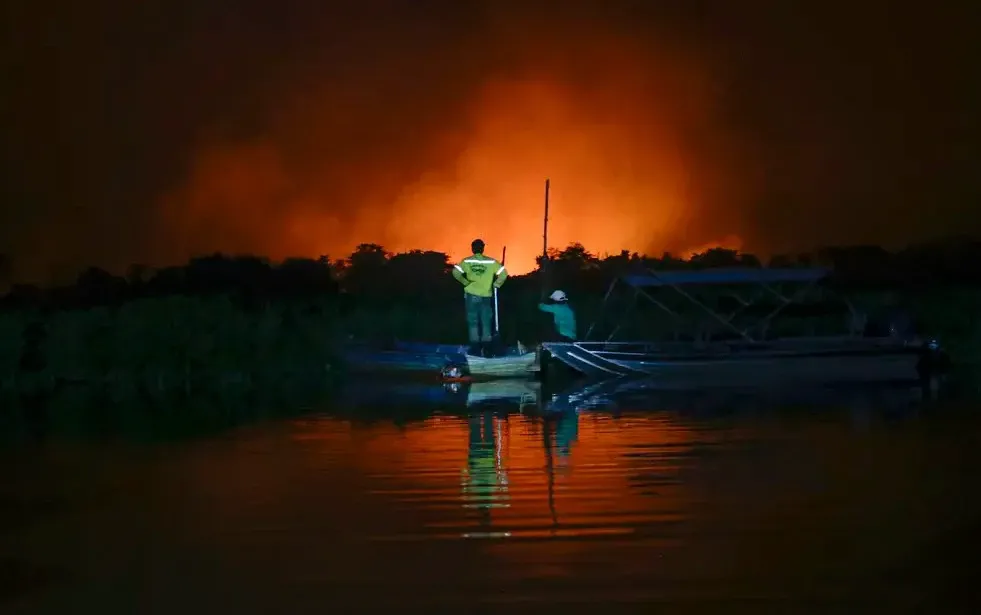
462,411,509,529
452,239,507,356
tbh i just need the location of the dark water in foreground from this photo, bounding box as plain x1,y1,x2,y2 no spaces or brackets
2,379,981,613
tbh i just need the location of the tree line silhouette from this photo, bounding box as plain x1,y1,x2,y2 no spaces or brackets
1,237,981,397
4,236,981,311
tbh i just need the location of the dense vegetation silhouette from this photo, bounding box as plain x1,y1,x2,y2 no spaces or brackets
2,237,981,396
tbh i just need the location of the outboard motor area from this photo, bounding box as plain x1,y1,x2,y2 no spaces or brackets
865,306,918,342
441,363,470,382
917,337,951,382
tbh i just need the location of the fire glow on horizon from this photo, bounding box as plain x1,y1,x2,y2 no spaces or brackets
156,21,757,275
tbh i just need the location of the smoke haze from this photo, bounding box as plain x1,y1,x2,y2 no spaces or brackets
1,0,976,282
156,6,753,273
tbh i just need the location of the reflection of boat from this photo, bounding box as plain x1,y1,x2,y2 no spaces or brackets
532,378,629,414
542,268,947,385
335,377,540,412
447,379,541,408
334,377,468,411
544,375,931,416
342,341,539,379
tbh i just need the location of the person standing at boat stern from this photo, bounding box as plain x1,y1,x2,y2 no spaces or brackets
452,239,508,354
539,290,577,342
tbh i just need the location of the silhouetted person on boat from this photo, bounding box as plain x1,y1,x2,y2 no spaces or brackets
538,290,577,342
452,239,508,355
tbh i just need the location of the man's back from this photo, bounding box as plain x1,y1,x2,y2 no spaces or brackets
457,253,505,297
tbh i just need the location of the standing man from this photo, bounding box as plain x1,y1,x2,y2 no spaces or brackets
452,239,507,355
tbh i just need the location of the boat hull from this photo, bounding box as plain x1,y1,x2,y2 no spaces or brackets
542,338,937,387
464,352,539,378
342,341,539,379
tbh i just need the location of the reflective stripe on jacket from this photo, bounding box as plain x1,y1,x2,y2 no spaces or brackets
452,253,507,297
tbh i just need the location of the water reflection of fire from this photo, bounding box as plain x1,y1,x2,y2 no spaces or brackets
294,406,699,545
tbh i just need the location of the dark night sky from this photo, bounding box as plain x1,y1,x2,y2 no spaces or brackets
1,0,978,283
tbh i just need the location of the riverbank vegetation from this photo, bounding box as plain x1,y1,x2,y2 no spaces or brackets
0,296,340,394
2,238,981,394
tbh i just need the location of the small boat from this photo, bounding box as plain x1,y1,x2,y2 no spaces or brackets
447,351,539,380
542,267,948,387
341,340,539,380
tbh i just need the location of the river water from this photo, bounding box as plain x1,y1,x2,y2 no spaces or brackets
2,378,980,613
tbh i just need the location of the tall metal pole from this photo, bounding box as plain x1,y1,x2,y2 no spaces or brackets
543,179,550,261
541,179,550,300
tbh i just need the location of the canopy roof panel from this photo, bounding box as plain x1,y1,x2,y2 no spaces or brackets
621,267,831,288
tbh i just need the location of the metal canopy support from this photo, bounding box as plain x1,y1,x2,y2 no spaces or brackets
581,267,841,345
584,277,618,340
708,287,766,329
604,288,639,342
630,285,681,328
749,277,822,339
586,277,683,342
643,268,756,342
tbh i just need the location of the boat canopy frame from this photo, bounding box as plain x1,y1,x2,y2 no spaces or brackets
584,267,864,343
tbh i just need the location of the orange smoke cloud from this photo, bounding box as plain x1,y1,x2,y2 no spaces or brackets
157,14,757,274
382,77,696,273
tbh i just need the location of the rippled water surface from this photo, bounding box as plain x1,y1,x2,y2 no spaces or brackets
3,382,981,613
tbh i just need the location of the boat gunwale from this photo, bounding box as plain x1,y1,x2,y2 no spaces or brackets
550,336,927,363
542,336,928,378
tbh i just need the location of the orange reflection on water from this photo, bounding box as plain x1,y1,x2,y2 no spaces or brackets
291,409,702,548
